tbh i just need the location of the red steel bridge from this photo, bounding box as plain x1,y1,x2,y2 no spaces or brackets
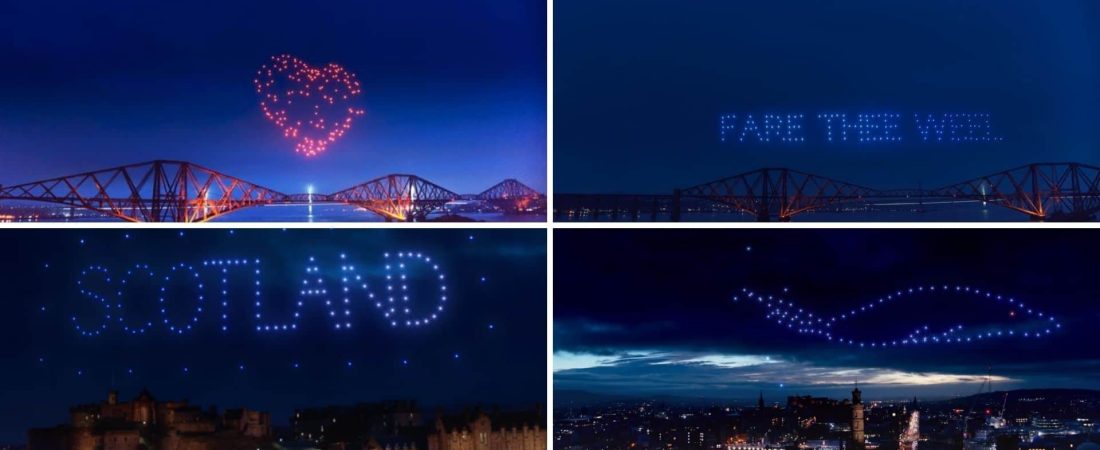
0,160,544,222
555,163,1100,221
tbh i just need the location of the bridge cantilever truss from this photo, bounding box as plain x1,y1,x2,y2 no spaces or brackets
476,178,546,212
928,162,1100,221
678,168,877,221
0,161,543,222
554,162,1100,222
328,174,459,222
0,160,287,222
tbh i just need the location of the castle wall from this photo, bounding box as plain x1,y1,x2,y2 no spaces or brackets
161,435,214,450
69,409,97,428
102,430,141,450
27,427,70,450
174,421,217,434
70,428,100,450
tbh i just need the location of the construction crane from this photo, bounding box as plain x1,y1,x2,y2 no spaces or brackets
962,366,995,440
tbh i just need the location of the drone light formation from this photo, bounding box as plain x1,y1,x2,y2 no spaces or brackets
380,251,447,328
254,54,365,157
72,252,448,337
718,112,1004,144
732,284,1062,348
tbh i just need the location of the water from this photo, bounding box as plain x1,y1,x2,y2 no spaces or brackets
0,203,546,222
210,203,381,222
556,203,1037,222
212,204,547,222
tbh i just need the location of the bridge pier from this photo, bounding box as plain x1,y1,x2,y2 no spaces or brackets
671,189,681,222
1037,211,1096,222
753,213,791,222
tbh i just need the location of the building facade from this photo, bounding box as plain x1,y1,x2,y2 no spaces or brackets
426,409,545,450
290,400,423,449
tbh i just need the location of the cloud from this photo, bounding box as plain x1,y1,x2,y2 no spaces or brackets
805,368,1011,386
553,351,623,372
554,349,1022,397
652,353,778,369
553,350,664,372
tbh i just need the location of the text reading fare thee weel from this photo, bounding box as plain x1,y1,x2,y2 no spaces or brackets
719,112,1004,144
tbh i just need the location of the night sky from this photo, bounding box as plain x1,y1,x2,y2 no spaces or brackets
0,229,546,444
555,0,1100,193
0,0,545,194
554,229,1100,403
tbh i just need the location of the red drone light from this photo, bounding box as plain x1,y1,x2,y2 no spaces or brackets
254,54,365,157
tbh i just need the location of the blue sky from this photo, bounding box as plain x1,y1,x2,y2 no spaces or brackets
0,0,546,194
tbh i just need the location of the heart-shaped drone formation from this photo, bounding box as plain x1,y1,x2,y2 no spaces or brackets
254,54,365,157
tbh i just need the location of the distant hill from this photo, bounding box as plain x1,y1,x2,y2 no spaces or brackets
921,388,1100,415
930,388,1100,405
554,389,632,405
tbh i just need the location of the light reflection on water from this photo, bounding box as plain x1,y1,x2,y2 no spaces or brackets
557,203,1037,222
209,204,546,222
2,203,546,222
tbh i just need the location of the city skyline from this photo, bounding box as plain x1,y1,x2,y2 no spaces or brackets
554,230,1100,402
0,229,547,445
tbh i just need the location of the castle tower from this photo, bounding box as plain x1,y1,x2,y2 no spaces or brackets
851,386,865,449
108,389,119,405
133,388,156,425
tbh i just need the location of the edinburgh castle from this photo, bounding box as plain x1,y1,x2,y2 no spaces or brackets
28,389,270,450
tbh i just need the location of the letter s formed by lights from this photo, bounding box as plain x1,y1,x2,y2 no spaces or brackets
71,251,449,337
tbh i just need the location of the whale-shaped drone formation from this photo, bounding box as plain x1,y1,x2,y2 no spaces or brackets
732,284,1062,348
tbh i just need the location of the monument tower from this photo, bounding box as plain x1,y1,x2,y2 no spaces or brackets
852,385,865,450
